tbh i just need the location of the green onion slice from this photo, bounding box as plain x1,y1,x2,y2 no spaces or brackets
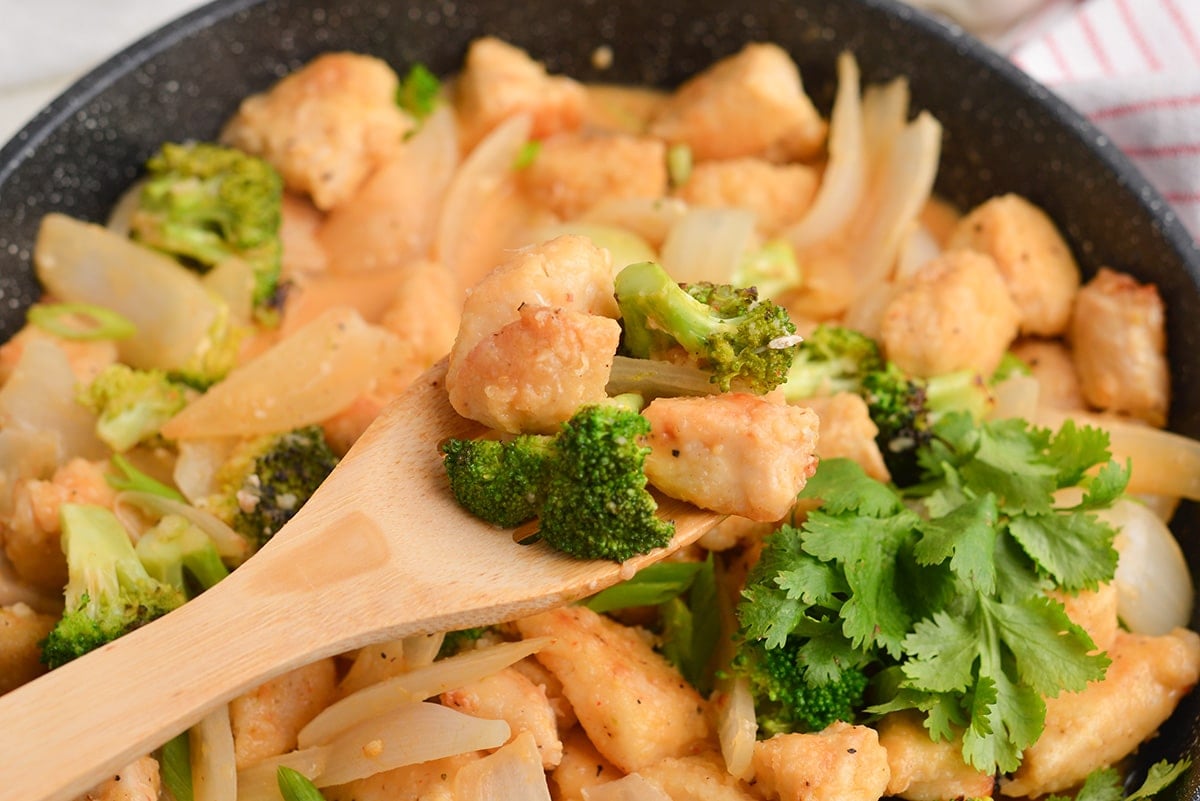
27,302,137,341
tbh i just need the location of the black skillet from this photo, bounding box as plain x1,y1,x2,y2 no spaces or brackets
1,0,1198,795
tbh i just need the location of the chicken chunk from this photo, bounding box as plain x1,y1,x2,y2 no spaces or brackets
449,235,619,368
379,259,463,369
441,665,564,769
455,37,586,151
1001,627,1200,798
74,756,160,801
551,725,624,800
229,657,339,769
448,304,620,433
4,458,116,594
326,752,481,801
876,711,995,801
800,393,890,482
520,132,668,220
637,752,759,801
642,394,820,522
510,656,577,731
514,606,711,773
1069,268,1170,427
879,250,1020,378
1009,338,1086,412
948,194,1081,336
648,43,826,162
0,602,56,694
675,158,819,235
279,192,328,279
221,53,411,210
751,722,891,801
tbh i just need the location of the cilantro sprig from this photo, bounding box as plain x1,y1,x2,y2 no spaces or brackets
738,412,1129,774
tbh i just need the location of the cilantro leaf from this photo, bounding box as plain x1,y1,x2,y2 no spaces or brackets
984,595,1109,696
1007,512,1119,591
796,457,902,516
1046,418,1114,488
914,493,999,594
1129,759,1193,801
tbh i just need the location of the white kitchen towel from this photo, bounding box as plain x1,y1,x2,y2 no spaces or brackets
915,0,1200,239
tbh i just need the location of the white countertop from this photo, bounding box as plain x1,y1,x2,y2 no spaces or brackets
0,0,210,145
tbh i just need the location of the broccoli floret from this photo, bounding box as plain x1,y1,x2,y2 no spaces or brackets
780,324,884,402
77,364,194,452
441,436,552,528
732,637,869,737
130,141,284,323
861,363,992,486
441,399,674,562
436,626,492,659
208,426,339,549
614,260,799,394
135,514,229,596
169,300,248,390
41,504,186,668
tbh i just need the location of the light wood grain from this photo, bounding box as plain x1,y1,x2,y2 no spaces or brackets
0,359,720,801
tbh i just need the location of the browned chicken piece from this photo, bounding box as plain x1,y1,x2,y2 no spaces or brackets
326,752,482,801
675,158,819,236
455,37,587,152
642,394,820,522
879,250,1020,378
551,725,625,800
515,606,712,773
1001,627,1200,798
0,602,56,694
520,132,668,220
229,657,339,769
751,722,891,801
448,304,620,434
948,194,1081,337
510,655,578,731
446,235,621,432
279,192,328,279
800,392,890,482
1051,582,1119,652
378,259,463,369
877,711,995,801
441,665,564,769
1009,338,1086,411
1069,267,1170,427
221,53,411,210
73,756,160,801
637,752,760,800
648,43,826,163
4,458,116,594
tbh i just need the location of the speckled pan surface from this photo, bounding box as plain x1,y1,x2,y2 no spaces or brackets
1,0,1199,793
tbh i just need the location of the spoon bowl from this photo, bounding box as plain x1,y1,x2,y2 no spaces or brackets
0,359,720,801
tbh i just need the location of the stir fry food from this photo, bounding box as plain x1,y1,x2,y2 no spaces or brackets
4,34,1200,801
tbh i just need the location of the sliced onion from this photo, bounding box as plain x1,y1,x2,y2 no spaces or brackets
582,773,673,801
161,307,398,440
298,637,552,748
191,704,237,801
320,103,460,272
714,676,758,782
989,374,1042,423
1103,498,1194,635
336,631,447,698
34,214,226,372
452,731,552,800
236,747,329,801
894,223,941,282
1033,408,1200,501
436,113,533,287
784,52,865,250
580,197,688,249
315,702,510,787
173,438,239,505
605,356,720,399
659,207,758,284
203,258,256,325
0,337,106,462
113,490,249,564
847,110,942,289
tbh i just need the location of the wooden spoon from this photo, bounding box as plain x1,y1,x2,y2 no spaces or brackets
0,359,720,801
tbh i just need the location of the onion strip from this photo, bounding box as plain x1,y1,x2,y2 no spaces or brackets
191,704,238,801
298,637,552,748
113,490,249,563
